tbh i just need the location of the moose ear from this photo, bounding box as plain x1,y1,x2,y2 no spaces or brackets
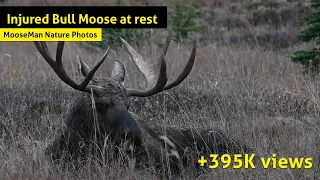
111,59,125,85
77,55,91,77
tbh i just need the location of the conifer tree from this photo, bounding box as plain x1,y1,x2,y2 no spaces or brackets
292,0,320,75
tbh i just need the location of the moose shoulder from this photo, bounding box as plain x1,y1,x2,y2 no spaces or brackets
35,29,251,174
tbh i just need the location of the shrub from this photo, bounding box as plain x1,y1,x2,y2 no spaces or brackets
227,30,298,49
248,8,282,28
215,16,250,30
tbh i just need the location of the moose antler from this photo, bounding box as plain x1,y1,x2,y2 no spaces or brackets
34,41,110,92
120,28,197,97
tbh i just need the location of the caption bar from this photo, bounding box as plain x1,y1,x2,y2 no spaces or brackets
0,6,167,28
0,6,167,41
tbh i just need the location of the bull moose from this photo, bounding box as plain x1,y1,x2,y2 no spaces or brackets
34,29,250,175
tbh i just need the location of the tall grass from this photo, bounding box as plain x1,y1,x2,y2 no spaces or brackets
0,0,319,179
0,34,319,179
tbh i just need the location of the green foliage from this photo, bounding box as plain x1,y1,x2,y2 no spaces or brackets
169,1,207,42
88,28,150,49
292,0,320,75
114,0,124,5
293,49,318,63
310,0,320,8
83,0,150,49
292,49,319,73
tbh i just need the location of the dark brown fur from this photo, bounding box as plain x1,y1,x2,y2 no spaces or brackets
45,78,142,167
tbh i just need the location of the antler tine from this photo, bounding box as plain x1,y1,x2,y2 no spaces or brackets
40,42,53,60
55,41,64,68
34,41,110,92
34,42,54,65
162,27,173,56
127,53,168,97
164,38,197,90
80,46,110,89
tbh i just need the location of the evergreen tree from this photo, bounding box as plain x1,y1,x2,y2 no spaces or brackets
292,0,320,75
169,1,206,42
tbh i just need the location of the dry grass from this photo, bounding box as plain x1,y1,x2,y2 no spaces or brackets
0,0,320,179
1,33,320,179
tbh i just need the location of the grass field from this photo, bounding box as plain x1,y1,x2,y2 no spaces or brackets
0,0,319,179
